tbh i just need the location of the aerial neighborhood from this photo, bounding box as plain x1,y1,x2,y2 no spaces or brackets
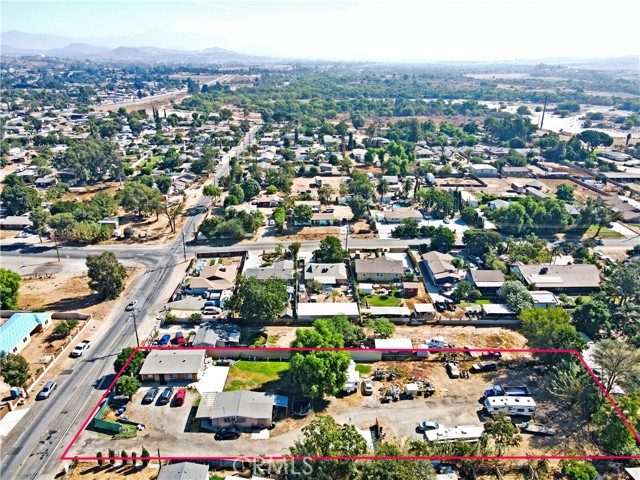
1,32,640,480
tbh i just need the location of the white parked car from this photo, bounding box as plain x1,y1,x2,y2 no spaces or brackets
71,340,91,357
363,379,374,395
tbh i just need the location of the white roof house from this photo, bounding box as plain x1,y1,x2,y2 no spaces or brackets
297,302,359,322
374,338,413,350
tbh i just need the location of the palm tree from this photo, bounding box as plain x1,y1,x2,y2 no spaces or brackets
376,178,389,203
402,177,414,199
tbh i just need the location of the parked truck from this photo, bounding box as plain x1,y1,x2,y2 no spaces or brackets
484,385,531,398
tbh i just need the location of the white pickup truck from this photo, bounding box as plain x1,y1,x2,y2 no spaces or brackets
71,340,91,357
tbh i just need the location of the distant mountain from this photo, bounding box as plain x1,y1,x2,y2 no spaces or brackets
0,30,266,64
46,43,110,57
1,30,73,50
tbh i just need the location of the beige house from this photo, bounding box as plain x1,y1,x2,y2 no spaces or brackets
354,257,404,282
195,390,276,430
139,350,205,383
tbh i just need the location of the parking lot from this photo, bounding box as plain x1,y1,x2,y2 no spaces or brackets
67,355,600,458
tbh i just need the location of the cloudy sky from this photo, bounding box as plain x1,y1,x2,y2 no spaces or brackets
3,0,639,61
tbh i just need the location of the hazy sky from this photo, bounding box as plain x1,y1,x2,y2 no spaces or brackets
3,0,639,61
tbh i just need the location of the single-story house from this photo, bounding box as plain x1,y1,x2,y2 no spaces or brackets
35,176,58,188
309,212,335,226
403,282,420,297
191,322,241,348
244,260,294,283
470,164,499,177
380,208,423,224
354,257,404,282
252,194,283,208
469,270,505,295
195,390,280,430
421,251,465,286
459,190,479,208
602,172,640,182
294,200,321,213
0,215,32,230
530,290,560,308
0,312,52,355
188,264,238,294
297,302,359,322
501,166,530,177
352,148,367,162
139,350,205,383
157,462,209,480
488,199,510,211
603,197,640,223
511,263,601,294
304,263,348,285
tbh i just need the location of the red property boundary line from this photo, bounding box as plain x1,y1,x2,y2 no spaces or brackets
60,347,640,461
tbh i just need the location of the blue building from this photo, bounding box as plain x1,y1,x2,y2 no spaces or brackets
0,312,52,355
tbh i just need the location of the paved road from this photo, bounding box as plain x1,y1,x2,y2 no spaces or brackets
0,130,259,479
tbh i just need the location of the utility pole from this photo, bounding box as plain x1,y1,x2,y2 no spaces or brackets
52,233,60,262
540,95,548,130
181,231,187,262
131,310,140,347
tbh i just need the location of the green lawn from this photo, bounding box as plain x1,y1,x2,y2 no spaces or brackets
355,364,372,375
476,299,492,305
365,290,402,307
583,225,624,239
224,361,289,391
240,331,266,347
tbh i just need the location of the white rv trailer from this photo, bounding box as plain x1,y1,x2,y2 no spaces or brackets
425,425,485,443
483,396,536,417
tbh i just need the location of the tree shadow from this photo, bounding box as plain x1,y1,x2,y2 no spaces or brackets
44,292,103,311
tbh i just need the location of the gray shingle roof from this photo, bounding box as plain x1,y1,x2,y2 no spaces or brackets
157,462,209,480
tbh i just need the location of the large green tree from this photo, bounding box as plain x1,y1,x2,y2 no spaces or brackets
119,182,163,218
313,236,347,263
86,252,128,300
289,351,351,399
0,268,21,309
348,195,367,220
498,281,533,314
113,347,147,376
578,130,614,152
361,442,435,479
572,300,611,338
0,352,30,392
592,339,640,394
116,375,141,397
463,229,503,257
226,276,288,323
0,183,40,215
592,394,640,455
289,415,367,479
520,307,587,351
482,412,522,454
56,137,124,184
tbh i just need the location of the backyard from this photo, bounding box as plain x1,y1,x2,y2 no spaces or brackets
224,361,290,392
362,289,403,307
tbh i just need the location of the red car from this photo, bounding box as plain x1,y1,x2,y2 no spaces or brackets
174,389,187,406
175,331,185,345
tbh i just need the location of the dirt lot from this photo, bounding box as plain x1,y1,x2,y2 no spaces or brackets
67,463,161,480
393,324,528,350
291,175,350,196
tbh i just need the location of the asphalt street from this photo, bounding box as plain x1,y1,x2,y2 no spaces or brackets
0,128,258,480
